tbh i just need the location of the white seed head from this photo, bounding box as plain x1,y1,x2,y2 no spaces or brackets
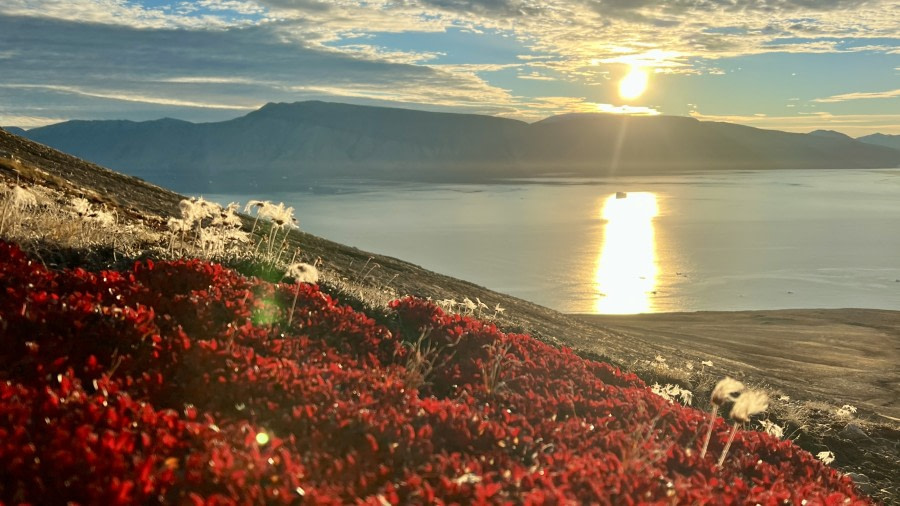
816,450,835,465
244,200,269,213
452,473,482,485
223,203,242,226
286,262,318,284
759,419,784,439
194,197,219,218
178,199,199,223
729,390,768,423
88,208,115,227
180,197,218,224
259,202,295,228
212,202,242,228
167,217,191,233
70,197,91,217
836,404,857,418
711,377,745,406
223,228,250,244
651,383,693,406
7,185,38,210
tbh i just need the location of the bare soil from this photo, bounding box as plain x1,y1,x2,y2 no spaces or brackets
577,309,900,421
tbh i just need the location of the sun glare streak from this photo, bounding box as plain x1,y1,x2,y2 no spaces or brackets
618,66,649,100
593,192,659,314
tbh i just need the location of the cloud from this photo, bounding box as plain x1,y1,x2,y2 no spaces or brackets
0,13,523,122
418,0,544,18
0,114,71,128
812,89,900,103
517,72,556,81
0,84,261,110
1,0,896,132
596,50,690,69
327,44,445,64
197,0,266,15
4,2,896,76
595,104,660,115
0,0,265,29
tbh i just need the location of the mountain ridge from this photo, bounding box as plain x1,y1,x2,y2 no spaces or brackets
21,101,900,192
857,133,900,151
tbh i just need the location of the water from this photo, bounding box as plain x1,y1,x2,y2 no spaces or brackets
205,169,900,314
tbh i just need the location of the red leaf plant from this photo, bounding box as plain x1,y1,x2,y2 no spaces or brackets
0,241,869,504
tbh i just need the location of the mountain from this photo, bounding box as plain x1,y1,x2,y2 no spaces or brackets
23,101,900,192
1,127,27,136
858,133,900,151
808,129,854,140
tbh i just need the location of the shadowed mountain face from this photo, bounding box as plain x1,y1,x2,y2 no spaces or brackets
23,101,900,192
858,133,900,151
1,127,26,136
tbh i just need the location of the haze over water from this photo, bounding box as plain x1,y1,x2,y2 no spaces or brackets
209,169,900,314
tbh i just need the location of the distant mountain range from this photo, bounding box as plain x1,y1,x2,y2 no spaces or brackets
856,133,900,151
13,101,900,192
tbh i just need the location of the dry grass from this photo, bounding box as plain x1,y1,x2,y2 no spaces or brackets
0,182,159,258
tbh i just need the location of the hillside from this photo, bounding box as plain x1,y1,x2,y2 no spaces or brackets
0,243,875,504
0,127,898,502
22,102,900,192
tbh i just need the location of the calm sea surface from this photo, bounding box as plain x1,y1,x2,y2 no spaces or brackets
206,169,900,314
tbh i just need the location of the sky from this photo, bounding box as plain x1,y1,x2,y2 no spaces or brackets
0,0,898,136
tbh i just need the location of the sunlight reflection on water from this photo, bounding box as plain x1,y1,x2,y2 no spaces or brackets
206,169,900,313
593,192,660,314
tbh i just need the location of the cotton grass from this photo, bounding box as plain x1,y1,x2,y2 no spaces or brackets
700,377,745,458
286,262,319,327
718,389,769,468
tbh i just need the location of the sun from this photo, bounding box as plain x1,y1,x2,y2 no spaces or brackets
618,66,649,100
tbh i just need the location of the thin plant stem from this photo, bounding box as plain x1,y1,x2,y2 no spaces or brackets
700,404,718,458
275,228,291,261
0,201,11,236
253,222,268,256
287,285,300,327
266,225,278,258
717,422,740,468
112,210,118,262
357,257,373,280
249,213,261,236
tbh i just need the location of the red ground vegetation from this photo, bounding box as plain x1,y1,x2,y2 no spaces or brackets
0,241,868,504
